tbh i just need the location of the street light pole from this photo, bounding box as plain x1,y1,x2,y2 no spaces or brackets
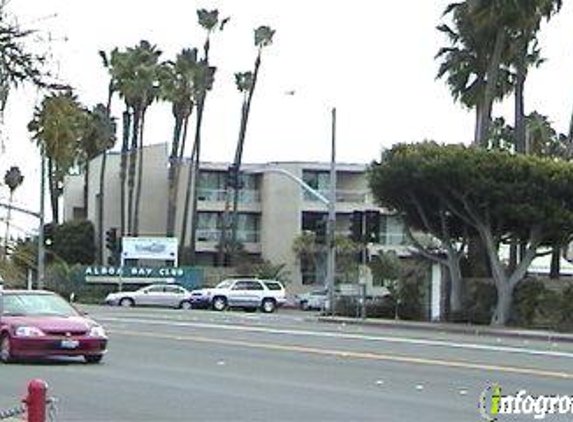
326,107,337,316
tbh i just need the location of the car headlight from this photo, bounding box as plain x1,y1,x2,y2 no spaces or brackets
14,326,45,337
89,325,107,338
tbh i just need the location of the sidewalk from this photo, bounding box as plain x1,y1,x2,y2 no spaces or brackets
315,315,573,343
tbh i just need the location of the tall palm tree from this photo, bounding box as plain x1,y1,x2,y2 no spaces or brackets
181,9,227,261
436,1,513,144
79,103,116,262
159,48,198,237
96,50,117,263
3,166,23,257
222,26,275,264
109,41,162,236
28,91,88,224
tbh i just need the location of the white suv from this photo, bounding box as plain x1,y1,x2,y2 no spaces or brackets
190,279,286,313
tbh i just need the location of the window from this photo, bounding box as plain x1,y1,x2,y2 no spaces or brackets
303,170,330,201
245,281,264,290
236,213,260,243
146,286,164,293
264,282,283,291
164,286,184,294
232,281,250,290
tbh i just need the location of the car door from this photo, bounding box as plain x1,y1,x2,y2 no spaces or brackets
227,281,250,306
244,281,265,307
162,286,187,307
137,286,164,306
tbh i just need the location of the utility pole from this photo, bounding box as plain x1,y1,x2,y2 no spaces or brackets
38,153,46,290
326,107,337,316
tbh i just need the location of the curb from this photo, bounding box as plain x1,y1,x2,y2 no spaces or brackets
315,316,573,344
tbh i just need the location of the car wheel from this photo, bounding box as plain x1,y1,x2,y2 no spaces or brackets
0,334,13,364
119,298,134,307
85,355,103,364
261,298,276,313
299,300,308,311
212,296,227,311
179,300,193,310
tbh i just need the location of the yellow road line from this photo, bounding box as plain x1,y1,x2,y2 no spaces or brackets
110,329,573,380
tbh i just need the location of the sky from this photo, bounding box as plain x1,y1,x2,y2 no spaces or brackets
1,0,572,235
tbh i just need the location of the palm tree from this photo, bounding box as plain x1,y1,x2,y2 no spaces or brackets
28,91,88,224
80,103,116,262
95,50,117,262
226,26,275,263
3,166,23,257
160,48,198,237
109,41,162,236
181,9,227,261
436,1,513,144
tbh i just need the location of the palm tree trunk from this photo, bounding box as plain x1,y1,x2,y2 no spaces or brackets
188,96,206,263
230,53,262,260
119,110,131,236
127,109,141,235
83,162,90,219
166,116,184,236
550,246,561,279
4,190,13,259
514,38,527,154
133,110,147,236
48,158,59,223
478,28,506,146
97,83,113,264
179,134,197,256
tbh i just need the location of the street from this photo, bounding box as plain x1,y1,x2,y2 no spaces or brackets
2,306,573,421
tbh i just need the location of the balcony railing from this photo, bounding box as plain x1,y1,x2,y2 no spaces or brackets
198,188,260,204
303,189,369,204
196,228,260,243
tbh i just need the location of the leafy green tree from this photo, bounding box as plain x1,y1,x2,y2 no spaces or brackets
369,142,573,326
3,165,23,257
28,91,88,223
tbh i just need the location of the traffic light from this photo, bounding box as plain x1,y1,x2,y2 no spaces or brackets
364,210,381,243
105,228,118,252
349,211,363,242
42,223,54,247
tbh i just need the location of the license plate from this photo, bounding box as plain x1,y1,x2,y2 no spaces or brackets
60,339,79,349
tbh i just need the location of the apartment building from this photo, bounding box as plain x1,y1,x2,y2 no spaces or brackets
63,143,408,293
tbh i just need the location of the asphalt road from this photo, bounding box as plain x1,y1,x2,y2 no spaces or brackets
2,305,573,421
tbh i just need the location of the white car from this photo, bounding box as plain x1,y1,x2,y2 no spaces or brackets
105,284,193,309
296,289,328,311
190,279,286,313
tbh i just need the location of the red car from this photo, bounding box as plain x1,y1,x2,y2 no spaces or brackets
0,290,108,364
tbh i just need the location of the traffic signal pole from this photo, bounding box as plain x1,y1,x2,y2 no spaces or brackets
326,108,337,316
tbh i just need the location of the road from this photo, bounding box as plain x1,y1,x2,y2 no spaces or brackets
2,305,573,421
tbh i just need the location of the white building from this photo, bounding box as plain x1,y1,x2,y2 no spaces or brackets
63,143,408,293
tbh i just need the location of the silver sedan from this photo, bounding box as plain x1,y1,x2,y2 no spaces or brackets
105,284,193,309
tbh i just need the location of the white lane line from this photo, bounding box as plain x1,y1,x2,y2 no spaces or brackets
97,315,573,360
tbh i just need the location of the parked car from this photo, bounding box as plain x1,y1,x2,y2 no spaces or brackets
296,289,328,311
190,279,286,313
105,284,193,309
0,290,108,364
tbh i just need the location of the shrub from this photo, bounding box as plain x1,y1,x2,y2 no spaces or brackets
512,279,547,327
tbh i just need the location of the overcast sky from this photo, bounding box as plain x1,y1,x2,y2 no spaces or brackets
1,0,572,234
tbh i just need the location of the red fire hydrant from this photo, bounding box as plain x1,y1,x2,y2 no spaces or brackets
23,379,48,422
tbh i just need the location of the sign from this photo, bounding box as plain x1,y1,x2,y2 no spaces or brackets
122,237,178,261
82,266,202,290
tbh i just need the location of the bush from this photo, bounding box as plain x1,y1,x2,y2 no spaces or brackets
558,284,573,332
512,279,550,327
462,280,497,325
366,296,396,319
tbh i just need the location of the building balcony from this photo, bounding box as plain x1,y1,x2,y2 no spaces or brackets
198,188,261,204
196,228,260,243
303,189,370,204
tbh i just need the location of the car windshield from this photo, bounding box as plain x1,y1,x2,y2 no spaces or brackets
216,281,233,289
1,293,79,317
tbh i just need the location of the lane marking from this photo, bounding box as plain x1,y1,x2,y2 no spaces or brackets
97,316,573,360
110,329,573,380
